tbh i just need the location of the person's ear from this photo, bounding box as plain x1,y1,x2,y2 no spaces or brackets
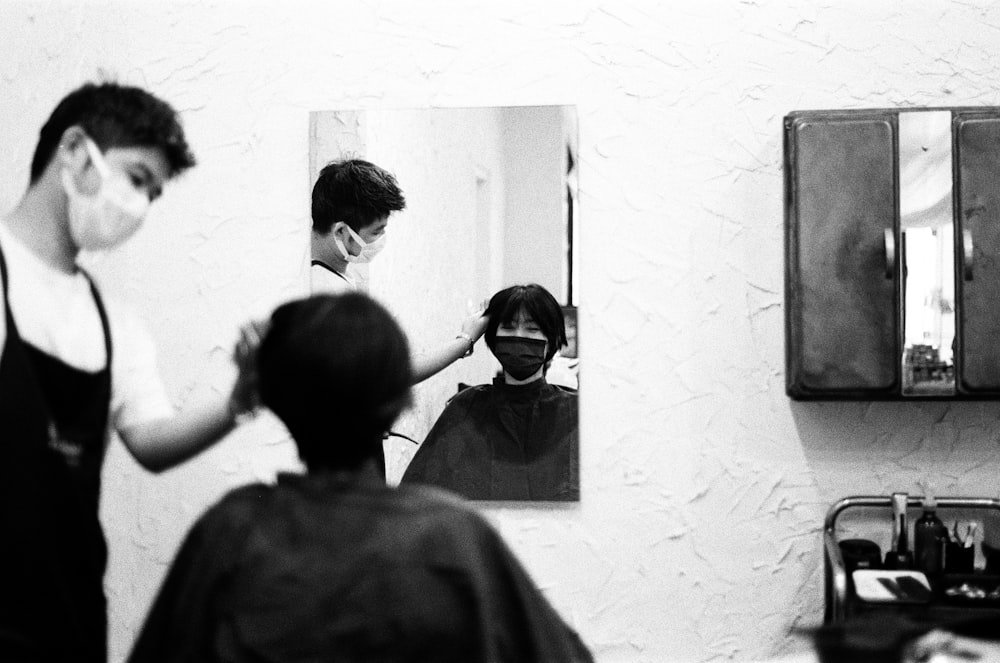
331,221,350,240
58,126,91,169
57,126,97,193
332,222,362,251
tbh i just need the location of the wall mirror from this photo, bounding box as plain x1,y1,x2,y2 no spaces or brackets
309,105,580,500
785,106,1000,400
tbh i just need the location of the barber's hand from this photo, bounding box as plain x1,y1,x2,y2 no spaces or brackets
228,319,269,420
461,302,489,342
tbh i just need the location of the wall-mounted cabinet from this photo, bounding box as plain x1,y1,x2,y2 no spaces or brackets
785,108,1000,400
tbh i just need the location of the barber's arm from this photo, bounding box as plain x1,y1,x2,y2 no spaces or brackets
411,308,488,384
120,321,263,473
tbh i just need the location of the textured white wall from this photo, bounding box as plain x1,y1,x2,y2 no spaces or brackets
4,2,1000,662
499,105,567,297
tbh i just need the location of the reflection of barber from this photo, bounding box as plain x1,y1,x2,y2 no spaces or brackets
310,159,404,293
546,305,578,389
310,158,487,383
401,284,579,501
0,82,258,662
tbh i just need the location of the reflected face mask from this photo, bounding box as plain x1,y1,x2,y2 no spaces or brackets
335,223,386,264
492,336,548,380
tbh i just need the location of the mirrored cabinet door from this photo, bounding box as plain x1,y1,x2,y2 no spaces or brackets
955,111,1000,395
785,112,901,398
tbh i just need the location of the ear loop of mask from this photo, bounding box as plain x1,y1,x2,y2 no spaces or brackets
333,223,362,263
343,224,369,249
61,137,107,198
83,139,112,179
349,224,387,262
334,223,385,264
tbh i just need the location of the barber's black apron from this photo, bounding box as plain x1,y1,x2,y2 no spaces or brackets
0,243,112,662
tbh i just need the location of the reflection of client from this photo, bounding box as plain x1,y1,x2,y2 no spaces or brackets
401,284,579,501
310,158,486,384
128,293,593,663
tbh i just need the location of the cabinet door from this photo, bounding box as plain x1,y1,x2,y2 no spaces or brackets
785,113,901,398
954,113,1000,395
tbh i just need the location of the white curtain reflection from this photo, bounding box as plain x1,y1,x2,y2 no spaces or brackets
899,111,955,393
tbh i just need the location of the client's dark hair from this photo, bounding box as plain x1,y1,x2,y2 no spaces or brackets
258,293,412,471
484,284,567,363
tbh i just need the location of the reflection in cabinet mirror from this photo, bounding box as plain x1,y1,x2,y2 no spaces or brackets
785,107,1000,400
899,111,954,396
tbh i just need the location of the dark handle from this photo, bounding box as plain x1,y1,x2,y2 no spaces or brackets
884,228,896,280
962,198,984,282
962,229,974,281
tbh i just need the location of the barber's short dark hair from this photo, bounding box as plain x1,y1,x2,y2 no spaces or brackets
311,158,406,234
484,284,567,364
258,293,412,471
30,81,195,184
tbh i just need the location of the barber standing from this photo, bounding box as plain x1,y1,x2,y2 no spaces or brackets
0,82,257,662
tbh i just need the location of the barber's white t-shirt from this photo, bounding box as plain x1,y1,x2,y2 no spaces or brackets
0,226,174,435
310,262,356,294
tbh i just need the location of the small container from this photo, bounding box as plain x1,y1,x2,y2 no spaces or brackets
983,541,1000,574
946,542,975,574
840,539,882,574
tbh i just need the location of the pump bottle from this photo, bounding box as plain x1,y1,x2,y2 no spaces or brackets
914,496,948,575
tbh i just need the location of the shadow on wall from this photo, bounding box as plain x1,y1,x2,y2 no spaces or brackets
791,400,1000,502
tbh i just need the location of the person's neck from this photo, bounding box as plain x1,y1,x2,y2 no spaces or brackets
310,456,384,486
311,232,349,274
4,182,78,274
503,369,545,386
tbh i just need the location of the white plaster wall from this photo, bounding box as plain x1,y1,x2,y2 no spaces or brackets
499,105,567,298
3,2,1000,662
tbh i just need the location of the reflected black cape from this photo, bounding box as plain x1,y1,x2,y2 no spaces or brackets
401,378,579,501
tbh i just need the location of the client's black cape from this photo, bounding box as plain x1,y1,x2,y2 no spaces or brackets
402,378,578,501
128,478,593,662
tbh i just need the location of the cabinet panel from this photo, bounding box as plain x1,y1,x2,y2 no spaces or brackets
955,114,1000,394
785,114,900,398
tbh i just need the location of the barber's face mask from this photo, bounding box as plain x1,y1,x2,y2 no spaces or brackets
492,336,548,381
62,138,150,251
334,224,386,265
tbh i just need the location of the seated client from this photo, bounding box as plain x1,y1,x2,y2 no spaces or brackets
127,292,592,663
401,283,579,501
